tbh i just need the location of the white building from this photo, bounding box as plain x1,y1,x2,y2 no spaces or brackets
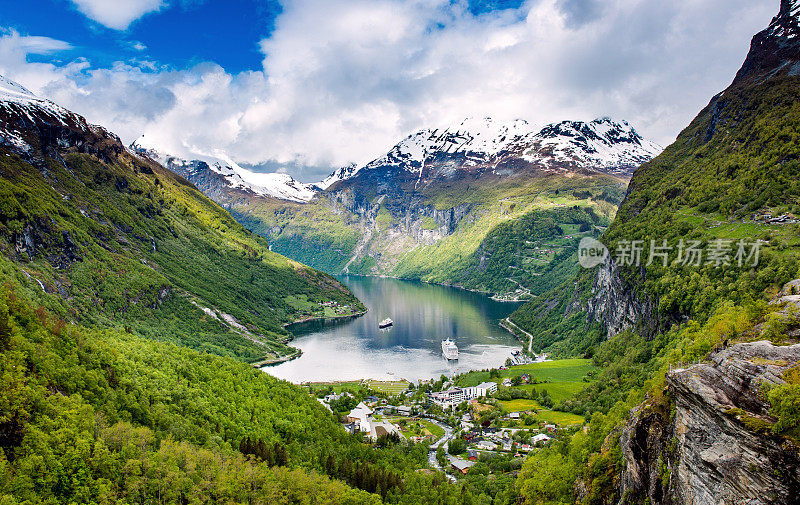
369,421,401,441
317,398,333,413
430,387,465,406
346,402,374,432
463,381,498,399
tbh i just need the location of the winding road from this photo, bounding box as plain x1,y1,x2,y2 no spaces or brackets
426,418,457,483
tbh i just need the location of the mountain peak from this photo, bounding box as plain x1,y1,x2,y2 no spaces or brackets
0,75,37,102
131,136,317,203
769,0,800,38
733,0,800,84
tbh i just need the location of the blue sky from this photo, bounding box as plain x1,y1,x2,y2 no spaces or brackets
3,0,282,73
3,0,525,73
0,0,777,181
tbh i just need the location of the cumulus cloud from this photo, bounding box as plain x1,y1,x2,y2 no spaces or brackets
0,0,778,181
70,0,165,30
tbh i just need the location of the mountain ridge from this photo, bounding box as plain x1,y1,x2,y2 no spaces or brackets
0,74,364,363
133,116,661,206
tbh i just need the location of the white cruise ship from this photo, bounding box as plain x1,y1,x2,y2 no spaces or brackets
441,338,459,360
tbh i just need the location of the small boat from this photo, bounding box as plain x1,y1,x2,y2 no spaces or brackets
379,318,393,328
442,338,459,360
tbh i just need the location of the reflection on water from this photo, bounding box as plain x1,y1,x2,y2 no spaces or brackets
264,276,523,383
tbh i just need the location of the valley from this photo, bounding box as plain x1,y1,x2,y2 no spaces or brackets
2,1,800,504
135,117,656,300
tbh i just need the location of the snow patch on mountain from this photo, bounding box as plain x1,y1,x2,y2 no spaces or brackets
515,118,662,174
0,74,118,153
363,117,531,173
131,136,317,203
767,0,800,39
317,162,360,190
351,116,661,178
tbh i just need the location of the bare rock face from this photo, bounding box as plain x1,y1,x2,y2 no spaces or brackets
734,0,800,86
585,258,660,338
619,341,800,505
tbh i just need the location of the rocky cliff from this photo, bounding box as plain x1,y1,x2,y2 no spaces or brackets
575,0,800,340
584,259,661,338
619,340,800,505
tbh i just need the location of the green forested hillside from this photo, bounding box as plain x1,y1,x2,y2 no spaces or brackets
0,285,476,504
509,76,800,355
238,173,625,299
604,75,800,320
509,7,800,504
0,141,363,363
395,206,609,297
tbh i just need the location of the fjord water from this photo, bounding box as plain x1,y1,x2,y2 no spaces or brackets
265,276,523,383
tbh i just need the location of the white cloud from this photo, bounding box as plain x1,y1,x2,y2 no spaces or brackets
70,0,165,30
0,30,72,54
0,0,779,181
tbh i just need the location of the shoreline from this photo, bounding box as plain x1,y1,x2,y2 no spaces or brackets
282,309,368,329
499,317,534,353
259,310,368,368
253,349,303,368
341,273,528,303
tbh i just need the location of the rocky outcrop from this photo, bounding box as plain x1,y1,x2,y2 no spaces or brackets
584,259,661,338
619,341,800,505
733,0,800,86
11,219,82,269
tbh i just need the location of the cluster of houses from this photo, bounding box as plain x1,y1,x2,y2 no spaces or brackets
444,426,554,474
508,349,534,366
462,425,552,454
429,381,498,407
319,300,356,315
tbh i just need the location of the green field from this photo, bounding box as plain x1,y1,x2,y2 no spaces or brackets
531,410,584,426
456,358,596,403
386,417,444,439
518,381,588,403
306,381,365,394
305,379,409,395
365,380,411,394
500,399,541,412
499,399,585,427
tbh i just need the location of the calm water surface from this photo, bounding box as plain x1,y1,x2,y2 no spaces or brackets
264,276,523,383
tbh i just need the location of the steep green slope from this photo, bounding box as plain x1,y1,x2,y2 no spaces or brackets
604,74,800,317
240,173,625,299
509,74,800,352
0,98,363,363
394,205,609,297
511,3,800,504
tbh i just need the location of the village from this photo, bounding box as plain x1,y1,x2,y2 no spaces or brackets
307,357,594,478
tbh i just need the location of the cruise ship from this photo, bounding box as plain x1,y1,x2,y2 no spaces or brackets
441,338,459,360
379,318,393,329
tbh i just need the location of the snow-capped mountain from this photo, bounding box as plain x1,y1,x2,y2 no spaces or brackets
363,117,531,173
317,162,360,190
316,116,660,191
131,137,317,203
0,75,119,155
511,118,663,175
